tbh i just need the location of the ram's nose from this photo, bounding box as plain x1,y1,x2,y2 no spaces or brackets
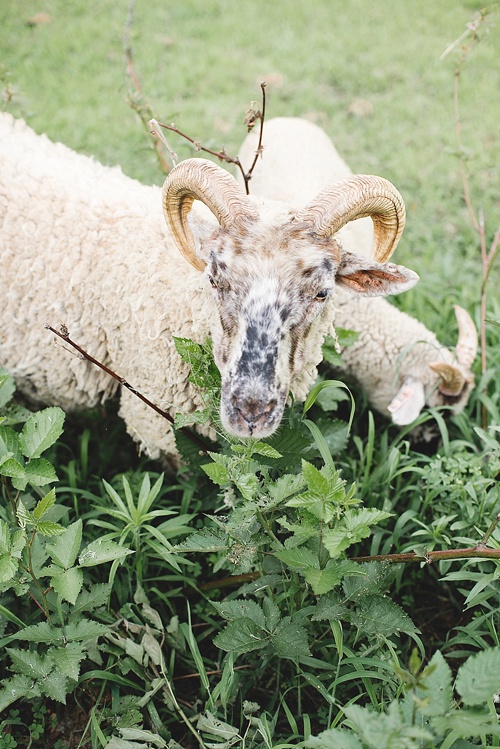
230,395,279,437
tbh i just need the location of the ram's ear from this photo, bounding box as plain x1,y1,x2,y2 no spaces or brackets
185,204,219,267
336,252,419,297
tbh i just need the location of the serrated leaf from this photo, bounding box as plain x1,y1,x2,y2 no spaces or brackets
16,500,33,528
306,728,363,749
235,472,260,500
0,553,18,583
36,520,65,537
0,674,38,712
43,669,70,703
214,618,269,655
211,599,266,628
24,458,58,486
0,425,21,460
47,519,82,568
416,650,453,717
118,728,167,746
33,487,57,520
248,442,282,459
50,566,84,605
6,647,52,678
301,459,330,495
271,620,311,658
304,561,354,595
78,537,134,567
202,460,230,486
19,407,65,458
50,643,86,681
455,647,500,706
350,595,418,637
174,527,229,553
0,371,16,409
275,546,319,571
432,709,500,738
0,456,26,479
62,619,108,642
13,621,63,644
72,583,112,615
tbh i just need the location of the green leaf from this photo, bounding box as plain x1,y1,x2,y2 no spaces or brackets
6,647,52,678
174,527,229,553
50,566,84,605
235,472,260,500
306,728,363,749
214,618,269,655
24,458,58,486
350,595,418,637
432,709,500,738
13,621,63,644
0,554,19,584
211,599,266,628
47,519,82,568
271,620,311,658
202,460,230,486
42,670,70,703
275,546,319,571
0,371,16,409
50,643,86,681
304,560,358,595
61,619,108,642
0,674,38,712
36,520,65,537
416,650,453,717
301,459,330,495
78,537,134,567
0,425,21,460
72,583,112,615
19,407,65,458
455,647,500,706
33,487,57,520
0,457,26,479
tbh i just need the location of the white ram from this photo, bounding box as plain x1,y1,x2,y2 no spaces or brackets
0,112,461,461
237,118,477,425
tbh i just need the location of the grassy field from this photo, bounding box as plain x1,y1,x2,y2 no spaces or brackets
1,1,499,295
1,2,500,748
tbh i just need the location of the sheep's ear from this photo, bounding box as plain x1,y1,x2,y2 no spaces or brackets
336,252,419,297
186,205,219,266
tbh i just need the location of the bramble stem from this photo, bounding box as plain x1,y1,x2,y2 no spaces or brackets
45,324,210,453
350,544,500,565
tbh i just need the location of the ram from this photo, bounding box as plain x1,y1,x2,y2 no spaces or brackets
238,118,477,425
0,112,467,461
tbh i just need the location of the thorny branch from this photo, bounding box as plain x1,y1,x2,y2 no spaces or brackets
442,7,500,429
152,81,267,194
45,324,211,454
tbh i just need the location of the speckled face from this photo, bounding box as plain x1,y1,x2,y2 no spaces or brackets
202,224,340,437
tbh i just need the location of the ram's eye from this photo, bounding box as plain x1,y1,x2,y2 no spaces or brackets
208,275,218,289
315,289,329,301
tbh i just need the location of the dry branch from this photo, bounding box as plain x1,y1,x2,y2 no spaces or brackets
45,324,210,453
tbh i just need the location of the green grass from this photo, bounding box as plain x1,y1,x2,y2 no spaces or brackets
1,0,499,311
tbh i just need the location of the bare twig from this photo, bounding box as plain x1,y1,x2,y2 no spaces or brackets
45,324,211,453
445,7,499,429
349,544,500,564
155,81,268,195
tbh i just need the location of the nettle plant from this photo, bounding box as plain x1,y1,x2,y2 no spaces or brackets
0,369,131,711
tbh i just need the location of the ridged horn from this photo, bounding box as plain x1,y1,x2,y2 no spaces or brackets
293,175,406,262
429,362,465,397
163,158,259,271
454,305,478,370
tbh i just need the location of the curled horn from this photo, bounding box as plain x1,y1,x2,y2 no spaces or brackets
163,158,259,271
429,306,477,396
429,362,465,397
293,175,406,262
454,305,478,369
